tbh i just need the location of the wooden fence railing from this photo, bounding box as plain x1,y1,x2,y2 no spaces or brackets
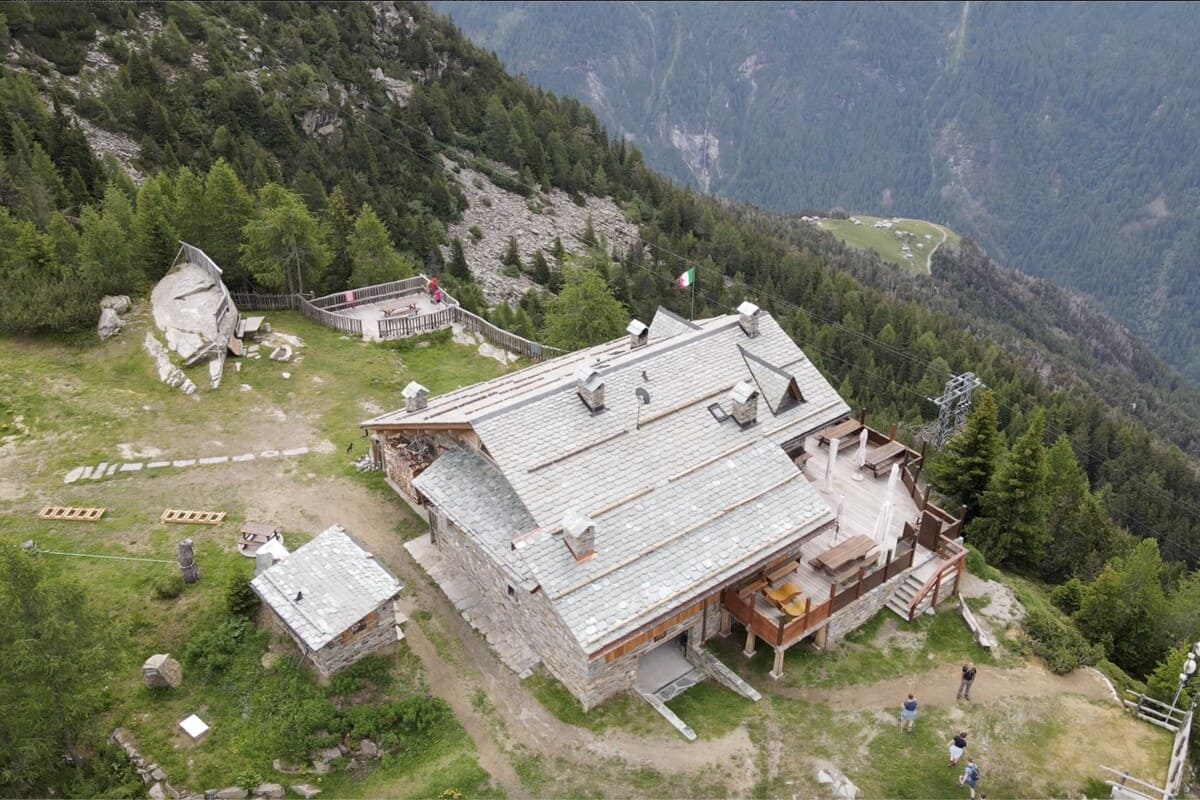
723,533,918,649
228,276,564,361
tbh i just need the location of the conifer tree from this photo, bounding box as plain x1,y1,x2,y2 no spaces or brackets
1040,435,1122,582
240,184,330,295
348,203,413,287
966,409,1049,572
199,159,252,284
447,237,472,281
530,249,550,285
130,172,177,280
501,236,522,270
1075,538,1168,677
543,267,626,349
929,390,1003,515
319,187,354,295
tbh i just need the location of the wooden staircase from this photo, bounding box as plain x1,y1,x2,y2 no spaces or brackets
887,563,960,621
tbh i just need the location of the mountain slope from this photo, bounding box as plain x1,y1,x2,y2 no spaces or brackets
435,1,1200,383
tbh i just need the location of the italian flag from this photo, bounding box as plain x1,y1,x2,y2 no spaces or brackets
675,267,696,288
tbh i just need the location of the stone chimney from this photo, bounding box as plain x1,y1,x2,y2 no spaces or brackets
737,301,761,338
730,381,759,428
626,319,649,349
574,366,605,412
402,381,429,413
562,507,596,561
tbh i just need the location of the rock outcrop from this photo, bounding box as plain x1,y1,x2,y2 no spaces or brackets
441,159,641,304
143,332,198,395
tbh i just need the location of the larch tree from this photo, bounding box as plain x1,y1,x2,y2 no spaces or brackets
0,544,113,794
1075,537,1169,677
319,187,355,295
240,184,330,295
929,389,1003,516
78,187,137,295
130,172,178,280
965,409,1049,572
1040,434,1123,583
543,267,626,349
347,204,414,288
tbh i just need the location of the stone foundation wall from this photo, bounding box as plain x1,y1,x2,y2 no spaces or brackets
823,569,911,645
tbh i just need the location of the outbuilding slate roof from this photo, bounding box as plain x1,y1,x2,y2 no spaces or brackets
367,308,850,654
250,525,403,651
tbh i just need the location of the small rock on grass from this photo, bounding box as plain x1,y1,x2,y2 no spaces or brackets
290,785,322,800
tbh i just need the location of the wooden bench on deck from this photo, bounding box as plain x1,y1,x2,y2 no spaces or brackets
818,418,864,448
863,439,908,478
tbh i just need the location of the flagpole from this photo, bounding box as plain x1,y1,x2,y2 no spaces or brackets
690,281,695,320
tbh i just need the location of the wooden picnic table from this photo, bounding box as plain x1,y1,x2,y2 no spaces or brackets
809,534,877,576
382,303,419,318
864,439,908,477
818,418,864,447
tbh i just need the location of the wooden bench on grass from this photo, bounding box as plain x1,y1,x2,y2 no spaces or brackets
863,439,908,478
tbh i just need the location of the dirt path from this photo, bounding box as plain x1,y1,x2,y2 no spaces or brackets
773,662,1112,710
400,613,523,795
924,223,950,273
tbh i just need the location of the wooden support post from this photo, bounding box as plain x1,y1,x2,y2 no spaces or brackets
953,560,963,593
855,566,865,599
888,422,897,441
932,570,942,608
770,647,785,681
743,628,757,659
922,483,932,511
814,625,828,650
178,539,200,584
719,608,732,638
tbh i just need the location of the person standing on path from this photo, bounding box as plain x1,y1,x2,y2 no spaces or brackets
958,759,981,799
948,731,968,766
957,661,977,701
899,694,918,732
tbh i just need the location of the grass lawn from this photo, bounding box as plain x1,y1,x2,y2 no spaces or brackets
816,215,961,275
524,671,662,736
0,309,523,796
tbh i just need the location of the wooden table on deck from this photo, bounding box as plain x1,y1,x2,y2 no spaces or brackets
809,534,878,581
818,418,864,447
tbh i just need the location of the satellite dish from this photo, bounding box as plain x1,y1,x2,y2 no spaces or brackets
636,388,651,405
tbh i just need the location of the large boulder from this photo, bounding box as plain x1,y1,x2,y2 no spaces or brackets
98,307,126,340
100,295,132,314
143,332,197,395
150,262,237,364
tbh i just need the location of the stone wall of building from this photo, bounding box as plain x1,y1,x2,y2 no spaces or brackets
310,600,401,677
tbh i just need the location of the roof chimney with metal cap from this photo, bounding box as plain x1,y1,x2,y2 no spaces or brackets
737,300,761,337
626,319,649,349
574,365,605,412
402,381,429,413
561,507,596,561
729,380,759,428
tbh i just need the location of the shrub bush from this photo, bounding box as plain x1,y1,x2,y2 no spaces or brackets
1049,578,1084,614
340,696,450,742
184,616,253,680
468,225,483,241
152,571,184,600
1022,606,1100,674
225,571,259,616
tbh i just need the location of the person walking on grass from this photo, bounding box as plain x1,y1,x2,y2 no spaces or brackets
957,661,977,701
899,693,918,732
948,731,968,766
958,759,981,799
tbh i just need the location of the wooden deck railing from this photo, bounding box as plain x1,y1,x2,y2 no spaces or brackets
723,535,918,650
905,535,967,621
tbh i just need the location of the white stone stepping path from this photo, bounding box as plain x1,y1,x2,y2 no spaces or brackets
64,446,311,484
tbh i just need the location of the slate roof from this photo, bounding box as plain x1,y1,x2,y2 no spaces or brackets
250,525,403,651
365,308,851,654
413,445,537,585
518,440,832,651
648,306,700,341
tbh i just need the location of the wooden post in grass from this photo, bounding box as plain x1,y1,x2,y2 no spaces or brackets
178,539,201,584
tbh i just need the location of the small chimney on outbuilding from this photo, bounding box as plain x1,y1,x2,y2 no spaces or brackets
575,366,605,412
562,507,596,561
402,381,429,413
729,381,759,428
737,301,760,338
627,319,649,349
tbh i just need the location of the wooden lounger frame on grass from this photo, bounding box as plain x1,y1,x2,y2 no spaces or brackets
161,509,226,525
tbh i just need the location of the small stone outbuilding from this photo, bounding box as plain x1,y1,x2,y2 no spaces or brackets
250,525,405,677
